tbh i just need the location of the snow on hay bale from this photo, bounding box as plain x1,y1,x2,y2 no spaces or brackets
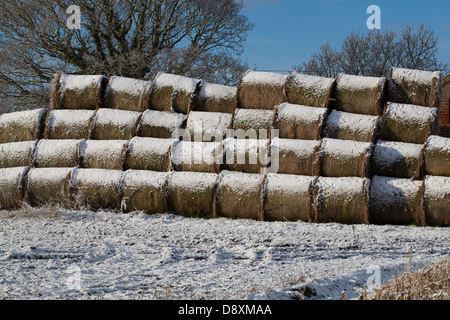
285,72,336,108
231,108,275,139
0,141,36,168
121,170,170,214
43,109,96,140
334,74,387,116
273,103,327,140
0,108,48,144
322,110,380,143
388,67,441,108
222,138,269,174
379,102,439,144
103,76,152,112
147,72,201,114
424,175,450,226
32,139,81,168
236,70,288,110
185,111,232,142
369,175,425,226
136,109,186,139
167,171,219,218
216,171,265,220
171,141,223,173
263,173,316,222
372,140,424,179
312,177,370,224
50,72,108,110
124,137,173,172
423,135,450,177
319,138,373,178
0,167,29,209
79,140,129,170
193,82,237,114
89,109,141,140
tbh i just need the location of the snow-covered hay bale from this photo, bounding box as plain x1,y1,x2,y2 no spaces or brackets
121,170,169,214
369,175,425,226
372,140,424,179
424,176,450,226
216,171,265,220
0,108,48,144
79,140,129,170
193,82,236,114
334,74,387,116
103,76,152,112
223,138,269,174
185,111,232,142
322,110,380,143
89,109,141,140
319,138,373,178
124,137,173,172
232,108,275,139
147,72,201,114
0,141,35,168
312,177,370,224
379,102,439,144
285,72,336,108
25,167,74,207
44,110,96,140
236,71,288,110
70,168,123,210
0,167,29,209
51,73,108,110
32,139,80,168
274,103,327,140
263,174,315,222
423,135,450,177
171,141,223,173
137,109,186,139
388,68,441,108
167,171,219,218
270,138,321,176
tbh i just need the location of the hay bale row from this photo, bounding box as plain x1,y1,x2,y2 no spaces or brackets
423,135,450,177
0,109,48,144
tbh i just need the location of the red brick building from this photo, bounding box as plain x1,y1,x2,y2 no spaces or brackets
440,74,450,137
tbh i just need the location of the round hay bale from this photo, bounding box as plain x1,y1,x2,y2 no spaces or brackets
369,175,425,226
32,139,81,168
424,175,450,226
79,140,129,170
285,72,336,108
124,137,173,172
43,109,97,140
223,138,269,174
185,111,232,142
167,171,219,218
193,82,237,114
312,177,370,224
379,102,439,144
137,109,186,139
121,170,170,214
388,68,441,108
0,167,29,209
236,70,288,110
0,141,36,168
89,109,142,140
423,135,450,177
334,74,387,116
51,73,108,110
216,171,265,220
24,167,74,207
263,173,315,222
270,138,321,176
103,76,152,112
274,103,327,140
372,140,424,179
232,108,275,140
0,108,48,144
147,72,201,114
70,168,123,210
171,141,223,173
322,110,380,143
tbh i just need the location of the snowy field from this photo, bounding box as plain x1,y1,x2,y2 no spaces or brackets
0,208,448,300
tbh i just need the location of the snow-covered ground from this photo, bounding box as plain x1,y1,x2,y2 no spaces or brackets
0,208,448,300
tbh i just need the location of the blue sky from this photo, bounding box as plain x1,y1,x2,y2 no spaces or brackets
240,0,450,73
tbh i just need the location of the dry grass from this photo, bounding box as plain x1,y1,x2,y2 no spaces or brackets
0,202,62,220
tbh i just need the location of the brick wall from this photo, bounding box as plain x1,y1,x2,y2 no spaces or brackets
439,74,450,138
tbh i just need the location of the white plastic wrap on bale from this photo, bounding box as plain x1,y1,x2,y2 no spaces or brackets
194,82,237,114
223,138,270,174
0,141,35,168
424,135,450,177
186,111,232,142
274,103,327,140
125,137,173,172
424,176,450,226
44,110,96,139
232,108,275,139
323,110,380,143
90,109,141,140
0,167,29,209
369,176,425,225
171,141,222,173
33,139,81,168
0,109,48,144
379,102,439,144
285,72,335,108
104,76,152,112
137,109,186,139
79,140,129,170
